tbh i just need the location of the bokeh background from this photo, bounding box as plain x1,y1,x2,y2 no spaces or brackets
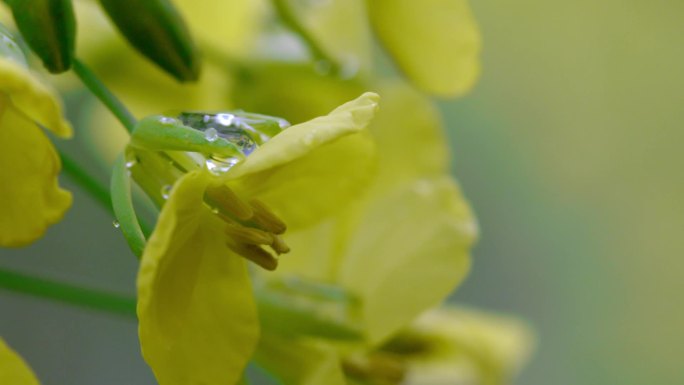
1,1,683,384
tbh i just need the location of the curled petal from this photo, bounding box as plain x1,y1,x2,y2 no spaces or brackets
0,60,72,137
0,105,71,246
137,171,259,385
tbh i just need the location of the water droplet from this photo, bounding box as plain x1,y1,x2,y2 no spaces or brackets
125,160,136,169
276,118,291,129
206,157,240,175
161,184,173,199
314,60,333,75
204,127,218,142
211,207,219,214
159,117,176,125
112,220,120,228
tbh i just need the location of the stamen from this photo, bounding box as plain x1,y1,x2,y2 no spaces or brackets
249,199,287,234
224,223,274,246
227,242,278,271
270,235,290,255
204,185,254,220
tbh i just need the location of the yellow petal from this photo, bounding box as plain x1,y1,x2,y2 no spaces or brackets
255,333,346,385
0,338,40,385
403,306,535,385
369,81,450,194
0,60,72,137
338,177,477,345
228,92,379,179
175,0,265,58
137,170,259,385
227,93,379,228
0,104,71,247
280,0,373,72
368,0,481,97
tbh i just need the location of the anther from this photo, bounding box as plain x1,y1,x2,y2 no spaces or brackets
227,242,278,271
224,223,274,246
204,185,254,220
249,199,287,234
270,235,290,255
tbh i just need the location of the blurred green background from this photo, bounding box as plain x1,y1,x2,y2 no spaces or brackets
1,1,683,384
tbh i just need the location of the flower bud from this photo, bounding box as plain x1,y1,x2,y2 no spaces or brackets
5,0,76,73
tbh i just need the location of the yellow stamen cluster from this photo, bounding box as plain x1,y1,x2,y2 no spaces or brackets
204,185,289,270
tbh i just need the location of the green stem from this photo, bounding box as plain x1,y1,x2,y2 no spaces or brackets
271,0,340,73
72,58,137,133
0,268,136,318
60,150,113,215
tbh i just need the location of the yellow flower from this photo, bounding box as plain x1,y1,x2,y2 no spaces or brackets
0,28,72,247
134,92,379,385
0,338,41,385
233,63,478,384
382,306,535,385
272,0,481,97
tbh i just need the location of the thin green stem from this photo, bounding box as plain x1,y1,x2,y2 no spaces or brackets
72,58,137,134
0,268,136,318
271,0,340,73
60,150,113,215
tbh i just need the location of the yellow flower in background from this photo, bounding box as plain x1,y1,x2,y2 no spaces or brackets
0,26,72,247
135,93,379,385
271,0,480,97
0,338,41,385
346,306,534,385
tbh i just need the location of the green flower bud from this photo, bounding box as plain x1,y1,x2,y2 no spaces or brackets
98,0,199,82
5,0,76,73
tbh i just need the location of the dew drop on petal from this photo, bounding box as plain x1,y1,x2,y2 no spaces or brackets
206,157,240,175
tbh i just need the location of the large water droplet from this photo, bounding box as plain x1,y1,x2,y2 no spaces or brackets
178,112,257,156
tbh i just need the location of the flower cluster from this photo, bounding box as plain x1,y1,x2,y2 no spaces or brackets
0,0,533,384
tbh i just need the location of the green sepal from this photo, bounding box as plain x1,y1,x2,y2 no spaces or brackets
111,154,147,258
97,0,199,82
131,115,245,158
5,0,76,73
254,276,364,341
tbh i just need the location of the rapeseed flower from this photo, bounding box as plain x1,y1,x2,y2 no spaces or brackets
131,92,379,385
0,26,72,246
0,338,41,385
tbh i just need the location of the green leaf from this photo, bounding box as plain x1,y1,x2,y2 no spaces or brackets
97,0,199,81
6,0,76,73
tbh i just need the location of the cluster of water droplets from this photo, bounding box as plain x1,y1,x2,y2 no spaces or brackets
176,112,291,175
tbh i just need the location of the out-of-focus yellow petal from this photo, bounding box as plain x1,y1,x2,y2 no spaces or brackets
368,0,481,97
0,104,71,247
226,92,378,228
368,81,449,194
280,0,373,73
0,338,40,385
255,333,347,385
0,60,72,137
137,170,259,385
401,306,535,385
175,0,266,57
338,177,477,345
